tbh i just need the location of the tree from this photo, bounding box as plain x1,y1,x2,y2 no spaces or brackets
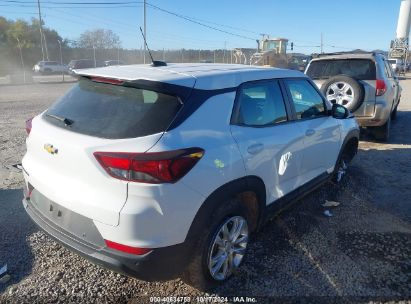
77,29,121,49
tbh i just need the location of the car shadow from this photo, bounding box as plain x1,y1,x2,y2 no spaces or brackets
0,188,37,294
207,145,411,300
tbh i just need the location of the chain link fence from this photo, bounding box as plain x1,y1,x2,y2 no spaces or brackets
0,44,236,85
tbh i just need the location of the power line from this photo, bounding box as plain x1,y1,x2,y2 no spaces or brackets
0,3,142,8
0,0,141,4
146,2,255,41
1,0,259,41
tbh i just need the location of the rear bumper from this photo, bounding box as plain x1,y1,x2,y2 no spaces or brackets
23,193,192,281
355,103,390,127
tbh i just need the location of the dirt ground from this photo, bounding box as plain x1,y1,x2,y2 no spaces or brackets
0,77,410,303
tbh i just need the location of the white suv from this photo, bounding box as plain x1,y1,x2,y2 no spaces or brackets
22,63,359,290
33,61,68,75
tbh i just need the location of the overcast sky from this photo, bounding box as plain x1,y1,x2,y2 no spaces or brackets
0,0,403,53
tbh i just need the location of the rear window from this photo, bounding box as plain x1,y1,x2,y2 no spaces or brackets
43,78,182,139
306,59,376,80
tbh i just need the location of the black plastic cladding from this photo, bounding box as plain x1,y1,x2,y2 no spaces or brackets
126,78,237,131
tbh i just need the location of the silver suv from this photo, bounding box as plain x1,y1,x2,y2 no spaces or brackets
305,52,401,141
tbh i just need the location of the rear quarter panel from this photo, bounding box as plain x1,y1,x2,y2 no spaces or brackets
121,92,246,247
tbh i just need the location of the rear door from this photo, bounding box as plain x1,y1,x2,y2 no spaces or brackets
23,77,188,226
230,79,305,204
282,78,341,183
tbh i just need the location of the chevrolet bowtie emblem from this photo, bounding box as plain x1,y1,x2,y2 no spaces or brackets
44,144,58,155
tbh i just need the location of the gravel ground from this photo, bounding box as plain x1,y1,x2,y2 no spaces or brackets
0,77,410,303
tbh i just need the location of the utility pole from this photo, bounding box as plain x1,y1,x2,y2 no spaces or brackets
37,0,45,61
143,0,147,64
43,32,49,60
321,33,324,54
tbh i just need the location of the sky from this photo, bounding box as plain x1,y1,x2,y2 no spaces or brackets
0,0,404,54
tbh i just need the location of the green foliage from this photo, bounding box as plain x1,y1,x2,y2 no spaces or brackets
78,29,121,49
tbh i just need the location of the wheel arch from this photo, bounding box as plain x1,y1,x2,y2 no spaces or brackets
340,129,359,163
184,175,267,242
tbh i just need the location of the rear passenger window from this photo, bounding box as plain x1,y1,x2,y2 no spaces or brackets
235,81,287,126
285,79,326,120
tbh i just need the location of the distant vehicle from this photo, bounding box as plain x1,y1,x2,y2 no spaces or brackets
33,61,67,75
68,59,104,75
289,55,312,72
388,58,404,73
306,52,401,141
104,60,125,66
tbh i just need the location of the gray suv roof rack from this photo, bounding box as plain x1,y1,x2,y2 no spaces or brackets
312,51,385,58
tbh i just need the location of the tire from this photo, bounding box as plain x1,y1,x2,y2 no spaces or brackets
320,75,365,112
391,104,398,121
183,198,250,291
333,150,349,184
372,116,391,142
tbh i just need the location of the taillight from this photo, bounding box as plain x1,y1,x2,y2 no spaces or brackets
90,76,124,85
94,148,204,184
25,117,33,134
105,240,152,255
376,79,386,96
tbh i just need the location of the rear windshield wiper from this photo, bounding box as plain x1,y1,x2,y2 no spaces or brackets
46,113,74,126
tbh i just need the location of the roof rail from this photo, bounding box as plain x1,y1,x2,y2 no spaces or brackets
312,51,386,58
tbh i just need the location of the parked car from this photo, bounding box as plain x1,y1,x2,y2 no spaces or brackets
22,63,359,290
67,59,104,74
388,58,404,73
33,61,67,75
104,60,125,66
305,52,401,141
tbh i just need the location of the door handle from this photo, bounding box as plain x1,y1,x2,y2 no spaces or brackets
305,129,316,137
247,143,264,155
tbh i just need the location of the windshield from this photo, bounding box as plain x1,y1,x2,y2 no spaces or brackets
43,78,183,139
306,59,376,80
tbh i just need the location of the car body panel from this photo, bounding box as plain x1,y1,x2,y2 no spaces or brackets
22,115,164,226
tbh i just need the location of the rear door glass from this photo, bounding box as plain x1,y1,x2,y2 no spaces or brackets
306,59,376,80
235,80,288,126
284,79,326,120
43,78,182,139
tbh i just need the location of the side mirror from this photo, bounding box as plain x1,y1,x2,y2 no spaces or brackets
331,104,349,119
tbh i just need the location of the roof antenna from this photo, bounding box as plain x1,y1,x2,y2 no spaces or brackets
139,26,167,67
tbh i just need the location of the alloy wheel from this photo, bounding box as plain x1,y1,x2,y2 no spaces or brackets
326,82,355,108
208,216,248,281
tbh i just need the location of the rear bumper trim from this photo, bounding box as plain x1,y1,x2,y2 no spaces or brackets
23,195,191,281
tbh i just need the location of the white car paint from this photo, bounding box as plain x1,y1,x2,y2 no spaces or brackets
23,63,359,250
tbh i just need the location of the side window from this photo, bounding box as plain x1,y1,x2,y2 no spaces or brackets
235,81,288,126
285,79,326,120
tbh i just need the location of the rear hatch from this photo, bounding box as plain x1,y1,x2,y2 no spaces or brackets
306,58,377,116
23,76,187,226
